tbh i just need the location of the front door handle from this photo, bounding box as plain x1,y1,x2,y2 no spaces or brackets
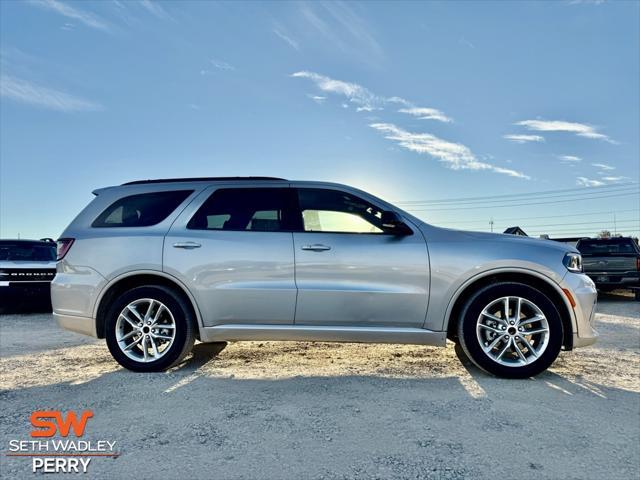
173,241,201,249
301,244,331,252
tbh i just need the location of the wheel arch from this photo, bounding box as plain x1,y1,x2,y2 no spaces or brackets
94,270,203,339
444,269,574,350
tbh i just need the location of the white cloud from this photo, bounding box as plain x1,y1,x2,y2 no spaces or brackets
210,59,235,71
273,29,300,51
516,119,615,143
27,0,111,32
139,0,173,20
399,107,452,123
592,162,615,170
0,75,102,112
576,176,605,187
369,123,529,179
291,71,381,111
291,71,452,121
601,176,630,182
559,155,582,162
298,2,383,64
503,134,545,143
307,94,327,104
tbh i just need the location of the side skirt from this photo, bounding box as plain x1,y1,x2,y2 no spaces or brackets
199,324,447,346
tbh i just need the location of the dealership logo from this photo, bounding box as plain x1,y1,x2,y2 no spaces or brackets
6,410,118,474
30,411,94,438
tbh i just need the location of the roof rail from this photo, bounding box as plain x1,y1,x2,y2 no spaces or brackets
122,176,287,186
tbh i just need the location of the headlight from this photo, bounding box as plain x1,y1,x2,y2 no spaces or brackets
563,252,583,273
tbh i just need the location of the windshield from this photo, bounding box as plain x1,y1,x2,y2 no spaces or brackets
577,238,639,255
0,243,56,261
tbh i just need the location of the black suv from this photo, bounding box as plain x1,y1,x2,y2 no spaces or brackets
0,239,57,312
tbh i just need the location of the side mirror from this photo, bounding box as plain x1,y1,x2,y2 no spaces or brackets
381,211,412,235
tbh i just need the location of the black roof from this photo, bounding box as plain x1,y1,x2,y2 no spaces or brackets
122,177,287,186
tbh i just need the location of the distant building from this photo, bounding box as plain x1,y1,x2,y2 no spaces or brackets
504,226,528,236
542,235,590,247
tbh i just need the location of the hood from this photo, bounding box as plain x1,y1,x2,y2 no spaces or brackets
420,223,579,254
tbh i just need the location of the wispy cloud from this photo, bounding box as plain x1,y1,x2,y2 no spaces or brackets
516,119,615,143
210,59,235,71
139,0,173,20
601,176,630,182
399,107,452,123
369,123,529,179
592,162,615,171
298,2,383,64
307,94,326,104
1,74,103,112
576,176,605,187
503,134,545,144
273,28,300,51
559,155,582,162
291,71,452,120
27,0,111,32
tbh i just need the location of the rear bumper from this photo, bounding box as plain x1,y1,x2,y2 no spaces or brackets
585,271,640,287
0,282,52,307
53,312,97,337
561,273,598,349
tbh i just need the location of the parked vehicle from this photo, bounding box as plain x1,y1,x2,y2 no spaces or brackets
0,239,57,312
52,177,598,378
577,237,640,299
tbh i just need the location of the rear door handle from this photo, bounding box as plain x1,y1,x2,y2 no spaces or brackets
173,241,201,249
301,244,331,252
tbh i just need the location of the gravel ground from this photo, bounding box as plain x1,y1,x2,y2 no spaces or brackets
1,293,639,479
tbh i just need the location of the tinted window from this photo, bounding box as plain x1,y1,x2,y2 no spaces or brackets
92,190,192,228
0,243,56,261
578,238,639,255
188,188,296,232
297,189,386,234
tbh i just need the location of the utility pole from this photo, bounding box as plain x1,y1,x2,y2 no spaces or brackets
489,218,494,233
614,212,617,235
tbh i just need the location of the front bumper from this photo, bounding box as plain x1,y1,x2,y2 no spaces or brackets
0,282,52,309
562,272,598,348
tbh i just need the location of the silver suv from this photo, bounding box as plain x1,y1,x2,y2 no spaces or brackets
52,177,597,378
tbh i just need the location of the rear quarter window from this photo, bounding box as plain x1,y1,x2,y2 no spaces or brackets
92,190,193,228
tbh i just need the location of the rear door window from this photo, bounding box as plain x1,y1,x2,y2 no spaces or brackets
577,238,639,255
187,188,298,232
92,190,193,227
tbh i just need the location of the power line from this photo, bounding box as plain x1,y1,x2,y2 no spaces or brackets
432,209,639,225
400,186,638,208
443,218,640,229
407,191,638,211
396,182,638,205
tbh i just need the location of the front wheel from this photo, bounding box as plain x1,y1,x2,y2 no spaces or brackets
105,285,196,372
457,282,563,379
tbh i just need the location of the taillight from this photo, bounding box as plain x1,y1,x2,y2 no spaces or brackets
637,257,640,271
56,238,75,261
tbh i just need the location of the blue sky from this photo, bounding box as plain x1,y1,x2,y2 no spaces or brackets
1,0,638,240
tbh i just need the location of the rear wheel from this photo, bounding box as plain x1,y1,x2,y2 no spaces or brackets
457,282,563,379
105,285,196,372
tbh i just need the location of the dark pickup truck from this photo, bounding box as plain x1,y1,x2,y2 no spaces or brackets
576,237,640,299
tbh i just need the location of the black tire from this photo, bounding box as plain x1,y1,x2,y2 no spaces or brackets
105,285,196,372
457,282,563,379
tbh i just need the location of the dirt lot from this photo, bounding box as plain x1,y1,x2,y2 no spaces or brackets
1,293,639,480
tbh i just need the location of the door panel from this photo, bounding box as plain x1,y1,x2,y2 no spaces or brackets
163,186,297,327
293,232,429,327
292,186,430,328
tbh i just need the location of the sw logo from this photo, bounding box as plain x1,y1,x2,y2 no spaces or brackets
30,410,94,438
